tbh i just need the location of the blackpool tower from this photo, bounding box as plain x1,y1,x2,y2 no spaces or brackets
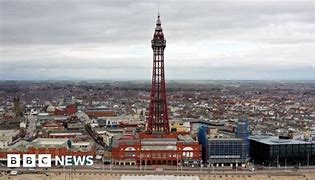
111,14,202,166
147,13,170,134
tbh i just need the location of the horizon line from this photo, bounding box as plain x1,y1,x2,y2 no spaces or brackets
1,79,315,82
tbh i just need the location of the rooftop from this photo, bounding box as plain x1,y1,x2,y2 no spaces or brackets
29,138,70,147
249,135,311,145
0,129,20,142
3,138,94,151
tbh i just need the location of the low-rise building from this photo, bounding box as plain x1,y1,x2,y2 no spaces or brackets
111,132,202,166
42,121,65,131
101,128,124,149
85,106,116,118
250,135,315,166
0,130,20,149
169,120,190,133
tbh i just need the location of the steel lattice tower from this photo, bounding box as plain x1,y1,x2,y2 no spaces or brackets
147,13,170,134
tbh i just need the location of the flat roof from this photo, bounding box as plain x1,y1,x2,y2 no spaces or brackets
208,138,243,141
141,138,177,142
49,132,82,136
0,130,20,141
31,138,68,145
5,138,94,151
249,135,312,145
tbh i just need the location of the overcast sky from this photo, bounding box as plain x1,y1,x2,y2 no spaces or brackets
1,0,315,80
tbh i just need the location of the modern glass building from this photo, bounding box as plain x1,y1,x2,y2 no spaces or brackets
235,119,250,159
250,135,315,166
197,119,250,166
207,138,247,165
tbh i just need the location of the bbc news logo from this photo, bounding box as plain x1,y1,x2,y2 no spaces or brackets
7,154,93,167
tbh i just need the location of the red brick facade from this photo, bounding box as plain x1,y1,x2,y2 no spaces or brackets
111,135,202,166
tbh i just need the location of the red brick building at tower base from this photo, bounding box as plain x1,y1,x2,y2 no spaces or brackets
112,132,201,166
111,14,202,166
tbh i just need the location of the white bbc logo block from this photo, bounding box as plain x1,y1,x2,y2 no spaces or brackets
38,154,51,167
23,154,36,167
7,154,20,167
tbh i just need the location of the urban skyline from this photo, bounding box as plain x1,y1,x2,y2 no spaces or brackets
1,0,315,80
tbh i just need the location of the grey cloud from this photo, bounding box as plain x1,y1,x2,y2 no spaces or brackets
2,0,315,45
1,0,315,80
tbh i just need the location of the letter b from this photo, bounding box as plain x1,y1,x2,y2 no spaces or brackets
7,154,20,167
23,154,36,167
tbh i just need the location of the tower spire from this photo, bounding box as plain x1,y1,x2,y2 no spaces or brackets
155,13,162,32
